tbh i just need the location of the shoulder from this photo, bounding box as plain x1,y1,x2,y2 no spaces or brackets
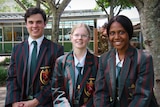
86,50,99,63
100,49,115,59
45,39,63,47
137,49,152,58
136,49,153,66
56,52,72,61
13,40,27,50
43,38,64,52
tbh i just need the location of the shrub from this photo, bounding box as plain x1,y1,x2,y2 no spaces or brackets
0,57,10,66
0,66,7,86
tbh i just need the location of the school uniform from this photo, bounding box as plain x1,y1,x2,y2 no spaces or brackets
5,37,64,107
52,50,99,107
94,46,156,107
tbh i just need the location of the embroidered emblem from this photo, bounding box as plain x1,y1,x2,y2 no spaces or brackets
128,83,135,99
84,78,95,97
40,66,51,85
131,84,135,89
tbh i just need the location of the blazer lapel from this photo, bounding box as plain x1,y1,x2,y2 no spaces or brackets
65,52,75,101
22,40,29,95
107,52,116,100
79,51,93,96
119,46,134,99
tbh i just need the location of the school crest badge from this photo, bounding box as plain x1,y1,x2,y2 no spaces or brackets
40,66,51,85
84,78,95,97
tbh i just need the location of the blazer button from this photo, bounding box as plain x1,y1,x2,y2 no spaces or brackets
110,97,113,102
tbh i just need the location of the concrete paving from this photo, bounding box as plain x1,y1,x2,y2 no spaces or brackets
0,87,6,107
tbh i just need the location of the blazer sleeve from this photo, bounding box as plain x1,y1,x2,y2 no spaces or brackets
51,55,71,106
94,54,111,107
5,46,21,106
129,51,154,107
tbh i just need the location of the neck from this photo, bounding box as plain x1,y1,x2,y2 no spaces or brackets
74,49,87,60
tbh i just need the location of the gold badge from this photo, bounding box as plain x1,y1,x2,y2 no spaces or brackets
131,84,135,89
128,83,135,99
40,66,51,85
84,78,95,97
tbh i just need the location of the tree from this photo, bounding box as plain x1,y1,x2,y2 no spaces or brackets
128,0,160,105
95,0,134,53
45,0,71,42
0,0,23,12
95,0,134,21
14,0,71,42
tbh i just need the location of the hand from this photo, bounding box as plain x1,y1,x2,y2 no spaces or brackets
12,102,24,107
12,98,39,107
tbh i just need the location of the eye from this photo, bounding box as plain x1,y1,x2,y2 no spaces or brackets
81,35,88,38
28,21,33,24
74,34,79,37
37,21,42,24
109,31,115,36
119,31,125,35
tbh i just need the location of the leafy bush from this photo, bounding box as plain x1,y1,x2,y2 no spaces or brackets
0,66,7,86
0,57,10,66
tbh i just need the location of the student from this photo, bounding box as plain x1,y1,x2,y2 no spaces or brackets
94,15,158,107
5,7,64,107
52,23,99,107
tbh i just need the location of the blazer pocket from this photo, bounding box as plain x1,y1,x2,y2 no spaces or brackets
125,79,136,100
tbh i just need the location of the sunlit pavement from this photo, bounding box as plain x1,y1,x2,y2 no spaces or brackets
0,87,6,107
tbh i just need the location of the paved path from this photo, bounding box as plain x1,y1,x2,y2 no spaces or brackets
0,87,6,107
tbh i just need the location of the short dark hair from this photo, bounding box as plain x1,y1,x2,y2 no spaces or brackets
107,15,133,40
24,7,47,23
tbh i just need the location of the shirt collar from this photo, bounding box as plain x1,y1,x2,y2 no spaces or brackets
74,51,87,67
116,50,123,67
28,35,44,47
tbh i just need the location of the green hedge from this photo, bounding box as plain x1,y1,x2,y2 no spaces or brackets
0,42,94,54
0,66,7,86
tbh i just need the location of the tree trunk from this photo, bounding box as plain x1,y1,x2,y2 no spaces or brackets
51,11,61,43
130,0,160,105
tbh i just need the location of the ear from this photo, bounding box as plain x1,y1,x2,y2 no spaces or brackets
44,22,47,27
69,34,72,40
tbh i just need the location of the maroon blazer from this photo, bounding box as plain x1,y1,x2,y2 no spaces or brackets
5,37,64,107
94,46,155,107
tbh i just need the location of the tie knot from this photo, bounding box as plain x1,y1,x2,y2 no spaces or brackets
116,66,121,71
32,41,37,46
76,66,82,73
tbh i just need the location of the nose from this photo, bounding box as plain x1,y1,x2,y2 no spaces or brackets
78,35,83,39
114,33,120,39
32,22,38,27
75,35,83,39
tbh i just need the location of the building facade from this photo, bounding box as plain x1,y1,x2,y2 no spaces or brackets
0,9,106,55
0,9,141,55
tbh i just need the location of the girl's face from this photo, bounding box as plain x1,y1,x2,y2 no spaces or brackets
70,27,90,50
109,21,130,52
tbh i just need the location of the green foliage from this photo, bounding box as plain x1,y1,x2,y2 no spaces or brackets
95,0,134,19
21,0,35,8
0,57,10,66
96,0,133,9
0,57,9,86
0,0,24,12
0,66,7,86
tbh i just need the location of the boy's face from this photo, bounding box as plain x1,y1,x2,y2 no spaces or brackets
26,13,46,39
